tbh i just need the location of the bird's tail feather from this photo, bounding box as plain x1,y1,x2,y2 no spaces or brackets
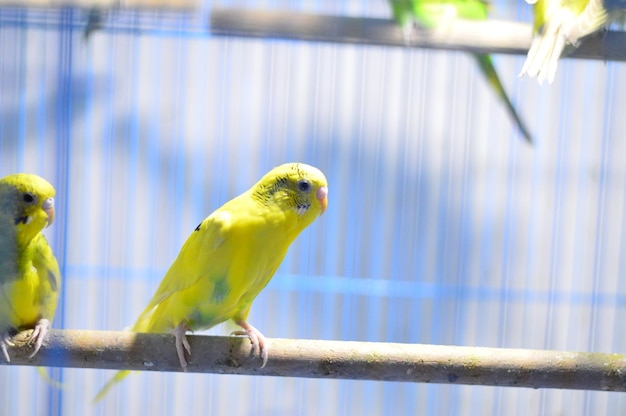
519,20,567,84
92,304,157,403
37,366,64,389
132,304,158,333
93,370,132,403
474,54,533,143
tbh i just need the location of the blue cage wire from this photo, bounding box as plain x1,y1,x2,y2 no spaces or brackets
1,1,626,415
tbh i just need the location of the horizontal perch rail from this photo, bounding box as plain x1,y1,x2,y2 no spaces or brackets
210,8,626,62
0,0,195,9
2,329,626,392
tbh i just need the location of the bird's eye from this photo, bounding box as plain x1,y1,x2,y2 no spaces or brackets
23,193,35,204
297,180,311,192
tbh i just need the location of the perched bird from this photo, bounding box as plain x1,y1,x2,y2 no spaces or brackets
0,173,60,362
520,0,626,84
389,0,534,143
95,162,328,401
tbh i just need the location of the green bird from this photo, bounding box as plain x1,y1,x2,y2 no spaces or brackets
520,0,626,84
0,173,60,362
389,0,533,143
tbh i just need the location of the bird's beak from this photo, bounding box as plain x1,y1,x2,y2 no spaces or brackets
42,197,55,227
316,186,328,215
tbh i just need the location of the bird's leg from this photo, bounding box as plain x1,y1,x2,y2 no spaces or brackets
0,343,8,363
27,318,49,358
173,322,191,371
400,20,425,47
1,331,15,362
401,22,415,46
231,320,268,368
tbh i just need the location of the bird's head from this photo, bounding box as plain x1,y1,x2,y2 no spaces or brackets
0,173,56,245
251,163,328,226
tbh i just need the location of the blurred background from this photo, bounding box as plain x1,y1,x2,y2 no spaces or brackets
1,1,626,415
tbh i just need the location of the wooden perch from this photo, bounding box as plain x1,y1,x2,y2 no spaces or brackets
2,329,626,392
210,8,626,62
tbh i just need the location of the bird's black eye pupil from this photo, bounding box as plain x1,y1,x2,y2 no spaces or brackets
23,193,35,204
297,180,310,192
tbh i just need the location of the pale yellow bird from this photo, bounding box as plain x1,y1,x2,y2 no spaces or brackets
95,162,328,401
520,0,626,84
0,173,60,362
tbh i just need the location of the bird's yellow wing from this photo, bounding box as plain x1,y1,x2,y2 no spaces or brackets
32,233,61,323
132,209,233,333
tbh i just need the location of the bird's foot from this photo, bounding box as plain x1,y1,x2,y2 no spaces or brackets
231,321,268,368
173,322,191,371
27,319,50,358
1,332,15,362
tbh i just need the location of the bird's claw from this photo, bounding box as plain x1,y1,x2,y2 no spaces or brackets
2,333,15,346
1,343,9,363
173,322,191,371
232,321,268,368
0,330,19,362
0,320,50,361
1,333,13,362
27,319,50,359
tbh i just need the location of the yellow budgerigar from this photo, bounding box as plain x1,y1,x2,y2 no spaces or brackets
95,162,328,401
0,173,60,362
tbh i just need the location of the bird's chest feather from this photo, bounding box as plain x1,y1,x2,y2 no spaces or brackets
0,259,42,327
0,236,59,328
